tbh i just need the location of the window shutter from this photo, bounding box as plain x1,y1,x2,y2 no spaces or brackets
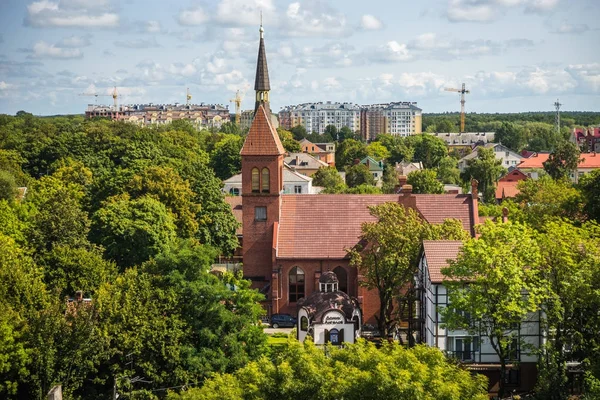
339,329,344,343
325,329,330,343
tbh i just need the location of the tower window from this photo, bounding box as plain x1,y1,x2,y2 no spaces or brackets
254,206,267,221
261,168,270,193
289,266,305,303
252,168,260,193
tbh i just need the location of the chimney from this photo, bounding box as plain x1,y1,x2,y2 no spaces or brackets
502,207,509,223
398,175,408,187
295,155,300,165
470,179,479,236
402,184,413,195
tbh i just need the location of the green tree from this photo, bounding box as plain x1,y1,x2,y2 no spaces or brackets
127,166,200,238
494,122,526,152
375,134,414,164
408,134,448,169
335,139,368,169
277,128,301,153
460,147,505,203
534,221,600,399
436,156,461,184
441,221,544,398
91,194,177,268
407,170,444,194
219,121,241,136
543,141,581,181
345,163,375,188
0,170,18,203
209,135,244,180
312,166,345,193
167,340,488,400
290,125,307,141
381,164,399,194
525,122,565,152
366,141,390,160
580,169,600,222
324,124,338,140
348,203,469,338
338,126,358,142
437,119,456,133
343,184,382,194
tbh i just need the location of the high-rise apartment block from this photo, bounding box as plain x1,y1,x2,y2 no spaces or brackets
279,102,361,135
279,101,422,140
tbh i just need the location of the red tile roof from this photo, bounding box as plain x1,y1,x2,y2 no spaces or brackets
422,240,463,283
495,181,521,200
240,105,285,156
224,196,243,235
276,194,475,259
517,152,600,169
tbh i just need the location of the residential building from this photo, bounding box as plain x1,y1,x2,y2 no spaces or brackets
458,143,523,172
359,156,384,184
85,103,230,129
360,102,422,141
231,22,480,326
299,138,336,167
571,127,600,152
284,153,329,176
394,161,423,176
239,109,279,132
495,169,528,202
517,152,600,183
416,240,541,394
279,102,361,135
223,165,319,195
426,132,495,156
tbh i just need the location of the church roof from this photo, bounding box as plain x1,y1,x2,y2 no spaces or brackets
254,34,270,91
240,105,285,156
275,194,474,259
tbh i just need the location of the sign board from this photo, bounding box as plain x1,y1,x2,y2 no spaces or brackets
323,311,345,325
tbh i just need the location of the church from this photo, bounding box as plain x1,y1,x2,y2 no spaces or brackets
235,24,479,324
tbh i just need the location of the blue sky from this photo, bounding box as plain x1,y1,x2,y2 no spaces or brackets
0,0,598,115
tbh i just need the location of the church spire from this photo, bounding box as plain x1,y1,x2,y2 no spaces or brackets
254,20,270,114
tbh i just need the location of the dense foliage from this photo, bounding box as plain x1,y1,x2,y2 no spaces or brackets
0,114,266,399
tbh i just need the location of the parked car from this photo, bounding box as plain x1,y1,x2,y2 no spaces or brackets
270,314,297,328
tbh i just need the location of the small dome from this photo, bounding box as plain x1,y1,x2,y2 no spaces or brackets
319,271,338,284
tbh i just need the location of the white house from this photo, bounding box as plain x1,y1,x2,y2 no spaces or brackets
458,143,523,172
297,272,362,345
415,240,541,394
223,166,321,195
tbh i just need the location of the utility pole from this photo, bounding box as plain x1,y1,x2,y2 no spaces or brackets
554,99,562,134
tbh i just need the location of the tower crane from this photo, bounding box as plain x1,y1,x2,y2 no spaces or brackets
229,89,244,125
444,83,470,133
79,86,121,109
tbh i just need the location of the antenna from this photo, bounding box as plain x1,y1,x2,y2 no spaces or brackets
554,99,562,134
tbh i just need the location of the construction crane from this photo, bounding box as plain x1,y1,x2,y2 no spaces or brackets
186,88,192,106
444,83,470,133
79,86,121,109
229,90,244,125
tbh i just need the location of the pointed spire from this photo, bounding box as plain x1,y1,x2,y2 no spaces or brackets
254,22,270,93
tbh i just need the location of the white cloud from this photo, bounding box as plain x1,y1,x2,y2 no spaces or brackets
114,37,160,49
551,21,590,34
57,34,93,48
283,2,348,37
0,81,11,90
215,0,277,26
32,41,83,59
368,41,412,63
566,63,600,93
25,1,119,28
177,7,208,26
447,0,560,22
360,14,383,30
145,20,163,33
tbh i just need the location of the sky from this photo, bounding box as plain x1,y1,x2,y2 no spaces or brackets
0,0,598,116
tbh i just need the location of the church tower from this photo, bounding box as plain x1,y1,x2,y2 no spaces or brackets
254,22,270,115
240,24,285,298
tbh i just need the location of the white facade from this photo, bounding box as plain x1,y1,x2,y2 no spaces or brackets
298,309,358,345
223,167,319,195
280,102,361,135
458,143,523,172
416,242,541,366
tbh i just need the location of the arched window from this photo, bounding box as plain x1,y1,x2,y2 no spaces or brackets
261,168,270,193
289,266,305,303
300,316,308,332
333,266,348,294
251,168,259,193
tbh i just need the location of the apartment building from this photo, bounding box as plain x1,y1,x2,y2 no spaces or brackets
279,102,361,135
360,102,422,141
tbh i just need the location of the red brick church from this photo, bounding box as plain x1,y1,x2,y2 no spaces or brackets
233,24,479,324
